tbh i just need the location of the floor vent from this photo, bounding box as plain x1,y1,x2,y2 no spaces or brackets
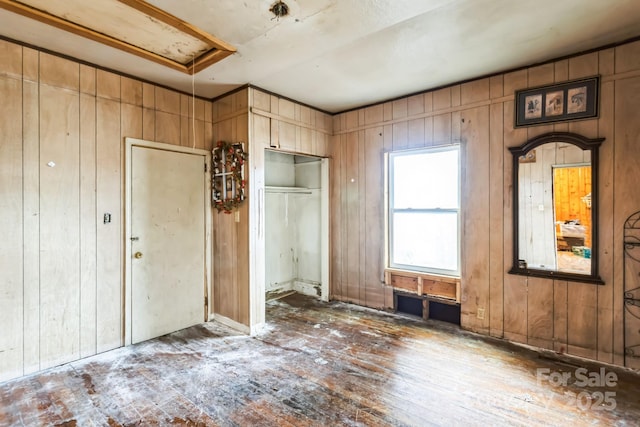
395,292,461,325
395,293,424,317
429,300,461,325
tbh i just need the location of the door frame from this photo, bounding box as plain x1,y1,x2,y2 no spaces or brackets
319,157,330,302
123,138,212,346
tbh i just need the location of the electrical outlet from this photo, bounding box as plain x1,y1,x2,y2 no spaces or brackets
477,308,485,320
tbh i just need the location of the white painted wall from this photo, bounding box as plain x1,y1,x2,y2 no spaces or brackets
293,160,322,296
265,151,295,187
295,160,321,189
265,192,297,294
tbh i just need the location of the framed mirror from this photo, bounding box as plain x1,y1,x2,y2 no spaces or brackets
509,132,604,284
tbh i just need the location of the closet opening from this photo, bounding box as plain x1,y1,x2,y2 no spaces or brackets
264,150,329,302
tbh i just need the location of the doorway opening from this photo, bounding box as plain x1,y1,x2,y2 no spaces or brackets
264,150,329,302
552,164,591,274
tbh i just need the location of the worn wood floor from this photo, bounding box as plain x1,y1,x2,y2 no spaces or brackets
1,293,639,426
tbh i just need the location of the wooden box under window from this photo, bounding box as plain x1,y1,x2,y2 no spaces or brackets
385,268,460,304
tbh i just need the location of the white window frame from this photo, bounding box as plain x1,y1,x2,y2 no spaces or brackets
386,145,461,277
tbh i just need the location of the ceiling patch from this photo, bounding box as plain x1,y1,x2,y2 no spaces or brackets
0,0,236,74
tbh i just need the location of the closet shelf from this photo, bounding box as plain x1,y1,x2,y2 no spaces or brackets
265,186,315,194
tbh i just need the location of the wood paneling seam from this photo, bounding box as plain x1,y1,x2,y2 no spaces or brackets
601,69,640,83
251,107,332,135
334,96,514,135
37,82,80,96
212,109,249,125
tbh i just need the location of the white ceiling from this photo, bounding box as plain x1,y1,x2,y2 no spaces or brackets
1,0,640,113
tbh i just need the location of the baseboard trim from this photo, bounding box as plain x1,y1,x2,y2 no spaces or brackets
211,314,250,334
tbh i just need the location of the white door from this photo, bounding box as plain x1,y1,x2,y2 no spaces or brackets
130,146,206,344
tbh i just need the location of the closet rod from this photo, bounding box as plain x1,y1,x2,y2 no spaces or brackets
265,186,314,195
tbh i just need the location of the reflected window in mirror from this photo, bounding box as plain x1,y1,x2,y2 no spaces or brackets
509,132,604,285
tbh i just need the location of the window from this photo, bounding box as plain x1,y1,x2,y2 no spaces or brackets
388,146,460,276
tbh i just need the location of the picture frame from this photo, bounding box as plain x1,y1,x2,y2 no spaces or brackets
515,76,599,127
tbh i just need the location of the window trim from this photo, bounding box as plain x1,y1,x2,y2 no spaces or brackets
386,145,461,277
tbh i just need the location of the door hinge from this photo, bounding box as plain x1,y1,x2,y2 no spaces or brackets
204,163,208,173
205,296,208,307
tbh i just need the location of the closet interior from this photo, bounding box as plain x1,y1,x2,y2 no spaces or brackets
264,150,329,302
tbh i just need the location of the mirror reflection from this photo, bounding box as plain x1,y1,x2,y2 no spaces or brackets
509,132,604,284
518,142,591,274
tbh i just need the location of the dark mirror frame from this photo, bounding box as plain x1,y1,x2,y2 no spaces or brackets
508,132,604,285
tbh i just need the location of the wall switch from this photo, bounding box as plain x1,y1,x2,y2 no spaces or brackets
235,210,240,223
477,308,485,320
538,204,545,211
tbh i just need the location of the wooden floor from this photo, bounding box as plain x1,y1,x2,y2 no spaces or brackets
1,293,639,426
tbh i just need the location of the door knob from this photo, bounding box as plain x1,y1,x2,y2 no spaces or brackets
134,251,143,259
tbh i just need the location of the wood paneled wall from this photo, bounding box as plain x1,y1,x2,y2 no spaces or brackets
331,40,640,367
212,87,332,331
210,89,250,329
0,38,212,382
3,35,640,381
250,89,332,157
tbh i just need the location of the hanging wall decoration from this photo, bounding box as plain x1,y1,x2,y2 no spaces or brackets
514,76,600,127
212,141,247,213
